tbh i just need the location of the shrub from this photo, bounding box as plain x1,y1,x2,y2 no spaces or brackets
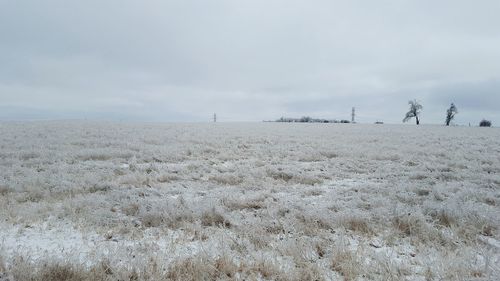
479,119,492,127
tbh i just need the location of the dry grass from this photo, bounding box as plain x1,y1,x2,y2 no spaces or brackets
266,169,294,182
330,248,361,281
3,254,316,281
166,254,239,281
0,186,11,196
209,175,243,186
392,212,427,237
342,216,374,235
1,122,499,280
222,196,266,211
201,209,231,228
294,175,323,185
121,202,140,216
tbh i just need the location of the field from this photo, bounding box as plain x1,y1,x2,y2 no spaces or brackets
0,121,499,280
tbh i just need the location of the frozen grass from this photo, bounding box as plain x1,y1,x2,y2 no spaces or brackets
0,121,499,280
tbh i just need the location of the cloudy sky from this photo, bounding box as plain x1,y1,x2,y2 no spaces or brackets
1,0,499,124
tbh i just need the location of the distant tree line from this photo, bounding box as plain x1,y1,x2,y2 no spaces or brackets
272,101,493,127
276,116,352,123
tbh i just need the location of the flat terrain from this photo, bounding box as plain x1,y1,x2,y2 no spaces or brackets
0,122,499,280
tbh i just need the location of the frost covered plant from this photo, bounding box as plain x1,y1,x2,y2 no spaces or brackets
479,119,492,127
445,103,458,126
1,121,499,281
403,99,423,125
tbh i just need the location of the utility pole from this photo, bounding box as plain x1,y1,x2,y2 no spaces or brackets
351,107,355,123
213,113,217,123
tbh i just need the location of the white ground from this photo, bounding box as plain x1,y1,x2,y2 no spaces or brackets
0,121,499,280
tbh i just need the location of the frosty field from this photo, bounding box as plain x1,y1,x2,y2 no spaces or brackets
0,121,499,280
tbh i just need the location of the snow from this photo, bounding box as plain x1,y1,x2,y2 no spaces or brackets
0,121,499,279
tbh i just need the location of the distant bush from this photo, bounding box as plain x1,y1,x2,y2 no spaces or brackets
300,116,312,122
479,119,492,127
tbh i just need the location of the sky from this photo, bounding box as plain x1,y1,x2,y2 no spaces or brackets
1,0,499,125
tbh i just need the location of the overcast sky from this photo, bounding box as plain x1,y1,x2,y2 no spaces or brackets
1,0,499,124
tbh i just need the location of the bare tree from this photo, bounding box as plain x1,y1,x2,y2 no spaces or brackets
403,100,422,125
445,103,458,126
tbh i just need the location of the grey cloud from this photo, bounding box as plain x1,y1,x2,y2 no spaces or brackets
428,80,500,111
1,1,500,124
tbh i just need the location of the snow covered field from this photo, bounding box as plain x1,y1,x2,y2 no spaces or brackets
0,121,499,280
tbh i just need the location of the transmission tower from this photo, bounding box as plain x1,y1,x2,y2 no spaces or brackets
351,107,355,123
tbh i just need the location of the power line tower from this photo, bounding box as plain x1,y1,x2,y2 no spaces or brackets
213,113,217,123
351,107,355,123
